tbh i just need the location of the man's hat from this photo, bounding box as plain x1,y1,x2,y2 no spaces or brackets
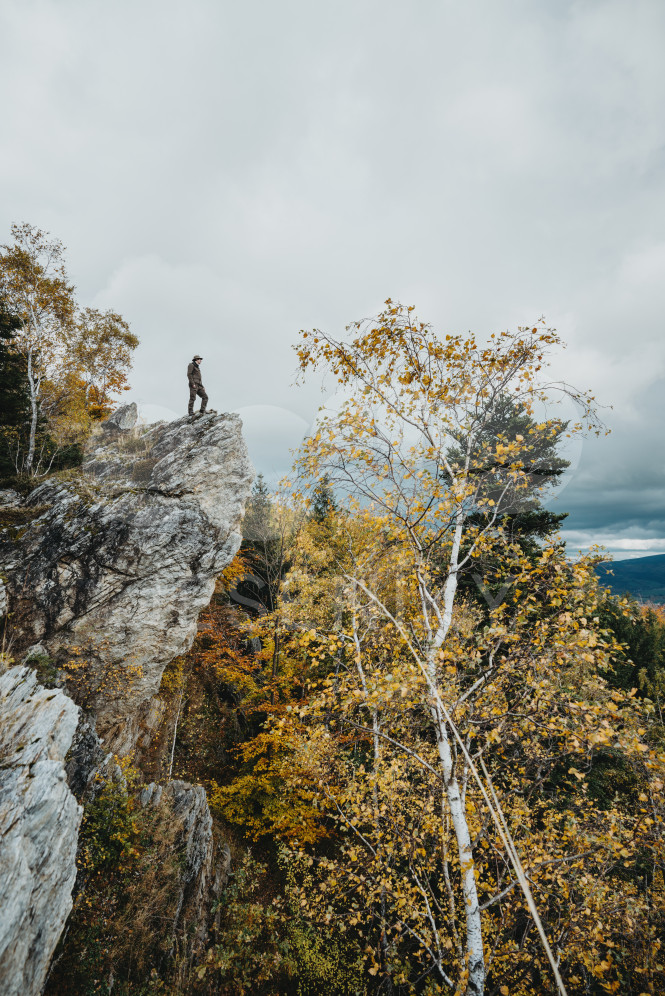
193,354,203,361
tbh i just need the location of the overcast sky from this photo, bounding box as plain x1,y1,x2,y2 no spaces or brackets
2,0,664,559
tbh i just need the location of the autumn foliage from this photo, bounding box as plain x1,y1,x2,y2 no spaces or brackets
0,222,138,476
42,301,665,996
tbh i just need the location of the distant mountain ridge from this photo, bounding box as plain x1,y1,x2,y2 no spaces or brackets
595,553,665,604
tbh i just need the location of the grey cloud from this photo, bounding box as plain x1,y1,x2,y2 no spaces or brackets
1,0,664,553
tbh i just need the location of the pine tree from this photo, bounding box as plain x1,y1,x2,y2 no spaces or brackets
442,395,571,611
311,474,338,523
447,393,570,548
242,473,273,544
599,596,665,699
0,296,29,479
240,474,287,615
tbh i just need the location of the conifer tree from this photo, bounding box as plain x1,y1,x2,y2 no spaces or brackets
446,393,570,546
445,394,571,610
243,473,273,545
311,474,338,523
0,296,29,478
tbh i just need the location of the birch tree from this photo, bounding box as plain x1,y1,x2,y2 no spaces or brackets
0,223,76,473
292,302,602,995
281,521,664,993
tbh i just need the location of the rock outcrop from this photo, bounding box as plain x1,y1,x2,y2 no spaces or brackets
0,413,254,752
0,411,252,994
139,780,230,966
101,401,138,432
0,666,81,996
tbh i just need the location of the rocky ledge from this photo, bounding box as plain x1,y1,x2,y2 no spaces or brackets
0,409,253,996
0,410,254,753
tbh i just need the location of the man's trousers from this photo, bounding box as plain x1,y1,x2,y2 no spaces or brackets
188,384,208,415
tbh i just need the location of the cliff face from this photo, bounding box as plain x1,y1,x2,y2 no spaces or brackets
1,412,254,753
138,780,230,965
0,410,254,995
0,667,81,996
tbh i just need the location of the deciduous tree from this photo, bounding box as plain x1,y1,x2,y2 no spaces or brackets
279,512,664,993
73,306,138,419
0,223,76,473
291,302,605,995
0,223,138,474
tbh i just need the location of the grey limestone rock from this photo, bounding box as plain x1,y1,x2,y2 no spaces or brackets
0,413,254,753
139,779,228,965
22,644,49,663
0,492,21,620
0,666,82,996
0,411,251,992
142,780,213,904
0,489,21,509
101,401,138,432
64,716,110,801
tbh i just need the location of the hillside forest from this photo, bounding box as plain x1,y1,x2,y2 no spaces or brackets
1,225,665,996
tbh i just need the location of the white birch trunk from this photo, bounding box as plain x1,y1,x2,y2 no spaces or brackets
428,500,485,994
430,700,485,995
435,503,465,650
25,346,38,474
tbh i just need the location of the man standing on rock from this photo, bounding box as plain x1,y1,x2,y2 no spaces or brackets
187,354,209,416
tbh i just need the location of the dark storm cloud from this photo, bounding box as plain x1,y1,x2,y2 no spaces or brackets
1,0,664,558
555,379,665,556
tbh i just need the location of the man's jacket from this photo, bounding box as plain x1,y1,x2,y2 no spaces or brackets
187,362,203,387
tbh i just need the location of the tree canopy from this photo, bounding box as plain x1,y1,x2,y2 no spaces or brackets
0,223,138,475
